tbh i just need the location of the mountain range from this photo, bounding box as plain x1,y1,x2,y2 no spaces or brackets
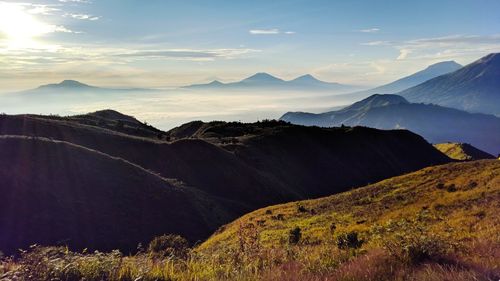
281,94,500,155
184,73,361,93
351,60,462,97
0,111,450,253
399,53,500,116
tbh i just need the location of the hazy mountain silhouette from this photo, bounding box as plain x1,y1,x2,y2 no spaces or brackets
346,61,462,100
281,94,500,155
0,111,450,252
17,80,157,95
399,53,500,115
184,73,360,92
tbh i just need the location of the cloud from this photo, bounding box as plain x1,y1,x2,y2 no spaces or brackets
116,48,260,61
361,41,390,46
250,29,280,35
64,13,100,20
249,29,295,35
359,28,380,33
362,34,500,61
59,0,91,3
26,4,61,15
397,49,411,60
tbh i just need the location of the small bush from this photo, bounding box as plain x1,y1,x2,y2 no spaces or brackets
148,234,189,259
289,227,302,245
330,223,337,233
337,231,363,249
297,204,307,213
447,184,457,192
383,232,452,265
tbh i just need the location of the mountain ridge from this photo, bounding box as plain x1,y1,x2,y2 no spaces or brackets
347,60,463,99
399,53,500,115
281,94,500,155
184,72,360,93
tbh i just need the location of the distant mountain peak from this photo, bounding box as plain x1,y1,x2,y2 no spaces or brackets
243,72,284,83
38,80,94,89
425,61,462,71
345,94,409,111
208,80,224,85
60,80,89,86
292,74,321,82
399,52,500,115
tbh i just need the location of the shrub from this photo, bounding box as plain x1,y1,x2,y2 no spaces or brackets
148,234,189,259
289,227,302,245
329,223,337,233
297,204,307,213
383,231,452,265
337,231,363,249
447,184,457,192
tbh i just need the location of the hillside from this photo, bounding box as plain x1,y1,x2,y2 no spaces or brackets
0,136,232,255
49,109,166,139
6,160,496,280
281,94,500,155
196,160,500,280
399,53,500,116
434,142,496,161
0,112,451,253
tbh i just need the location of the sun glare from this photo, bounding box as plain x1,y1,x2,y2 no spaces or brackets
0,3,55,49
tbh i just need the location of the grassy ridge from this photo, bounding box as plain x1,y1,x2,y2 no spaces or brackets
434,142,495,160
2,160,498,280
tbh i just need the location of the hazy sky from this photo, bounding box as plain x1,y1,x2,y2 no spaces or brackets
1,0,500,91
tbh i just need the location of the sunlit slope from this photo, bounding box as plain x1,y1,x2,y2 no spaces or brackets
200,160,500,253
434,142,495,160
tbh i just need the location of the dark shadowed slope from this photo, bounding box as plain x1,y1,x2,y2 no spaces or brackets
434,142,495,160
167,120,451,198
1,113,450,202
399,53,500,115
0,136,233,255
281,94,500,155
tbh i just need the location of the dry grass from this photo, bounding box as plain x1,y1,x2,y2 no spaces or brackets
1,160,499,281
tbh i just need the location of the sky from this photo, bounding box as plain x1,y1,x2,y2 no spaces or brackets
1,0,500,91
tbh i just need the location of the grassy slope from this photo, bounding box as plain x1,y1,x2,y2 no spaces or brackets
2,161,498,281
434,142,495,160
200,160,500,253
